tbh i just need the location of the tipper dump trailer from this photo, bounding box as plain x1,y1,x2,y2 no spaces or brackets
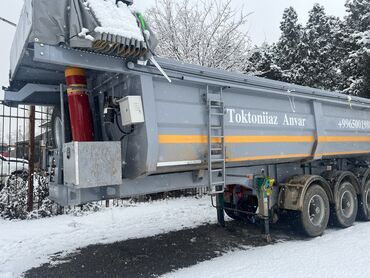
4,0,370,237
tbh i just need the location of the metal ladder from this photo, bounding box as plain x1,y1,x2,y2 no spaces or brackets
207,86,226,194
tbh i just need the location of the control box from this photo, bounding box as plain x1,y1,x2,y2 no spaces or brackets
118,96,145,126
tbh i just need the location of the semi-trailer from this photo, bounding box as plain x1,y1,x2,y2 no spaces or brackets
4,0,370,237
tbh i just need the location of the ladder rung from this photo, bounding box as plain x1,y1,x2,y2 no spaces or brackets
211,154,223,157
210,112,224,116
211,158,225,163
211,145,222,148
211,126,222,129
211,135,224,138
211,169,223,172
211,147,222,151
211,181,225,185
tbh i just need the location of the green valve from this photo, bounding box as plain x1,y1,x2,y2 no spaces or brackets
136,12,147,30
256,177,275,198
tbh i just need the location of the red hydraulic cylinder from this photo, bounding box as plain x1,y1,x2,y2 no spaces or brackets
64,67,94,142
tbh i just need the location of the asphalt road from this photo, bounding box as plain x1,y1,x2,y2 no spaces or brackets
25,220,303,278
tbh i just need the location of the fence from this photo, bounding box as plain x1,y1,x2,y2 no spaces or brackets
0,102,53,213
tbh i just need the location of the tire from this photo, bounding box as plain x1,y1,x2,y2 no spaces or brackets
51,106,72,149
224,193,257,222
332,181,358,228
224,207,242,221
358,180,370,221
300,184,330,237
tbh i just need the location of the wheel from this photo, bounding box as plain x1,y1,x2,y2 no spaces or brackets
358,180,370,221
332,181,358,228
223,186,258,222
224,206,242,221
51,106,72,149
300,184,330,237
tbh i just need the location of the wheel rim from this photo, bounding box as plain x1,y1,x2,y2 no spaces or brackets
308,194,325,226
340,190,354,218
54,116,63,149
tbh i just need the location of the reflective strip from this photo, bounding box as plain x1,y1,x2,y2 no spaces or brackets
158,135,315,144
157,134,370,164
159,134,370,144
159,135,208,144
226,135,314,143
157,160,203,167
319,136,370,142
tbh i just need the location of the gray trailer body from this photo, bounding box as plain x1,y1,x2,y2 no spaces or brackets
6,43,370,206
5,1,370,213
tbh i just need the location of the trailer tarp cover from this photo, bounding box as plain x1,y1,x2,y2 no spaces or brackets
10,0,157,78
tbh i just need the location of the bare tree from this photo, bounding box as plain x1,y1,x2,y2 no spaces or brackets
146,0,251,71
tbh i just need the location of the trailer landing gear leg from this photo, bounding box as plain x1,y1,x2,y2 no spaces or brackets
216,193,225,227
264,218,272,243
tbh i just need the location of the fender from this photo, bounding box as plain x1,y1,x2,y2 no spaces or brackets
321,170,361,201
351,168,370,190
279,175,333,211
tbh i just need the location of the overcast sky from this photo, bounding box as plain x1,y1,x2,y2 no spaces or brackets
0,0,347,97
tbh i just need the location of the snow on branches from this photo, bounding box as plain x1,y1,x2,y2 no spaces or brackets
247,1,370,98
146,0,251,72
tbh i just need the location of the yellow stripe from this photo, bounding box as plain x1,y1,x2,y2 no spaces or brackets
158,135,209,144
67,88,87,94
319,136,370,142
159,134,370,144
226,135,314,143
158,134,370,163
158,135,314,144
65,67,86,77
68,84,87,88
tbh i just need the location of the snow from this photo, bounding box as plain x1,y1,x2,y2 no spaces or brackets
0,196,216,277
85,0,144,41
78,27,95,42
162,222,370,278
2,195,370,278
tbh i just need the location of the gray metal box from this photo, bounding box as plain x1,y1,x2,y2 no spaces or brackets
118,96,145,126
63,142,122,188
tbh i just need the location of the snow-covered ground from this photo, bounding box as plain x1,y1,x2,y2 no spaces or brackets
162,222,370,278
0,196,215,277
2,195,370,278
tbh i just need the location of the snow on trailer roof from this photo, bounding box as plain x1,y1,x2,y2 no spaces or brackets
85,0,144,42
10,0,155,81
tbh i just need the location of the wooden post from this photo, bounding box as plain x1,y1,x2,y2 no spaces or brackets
27,106,35,212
